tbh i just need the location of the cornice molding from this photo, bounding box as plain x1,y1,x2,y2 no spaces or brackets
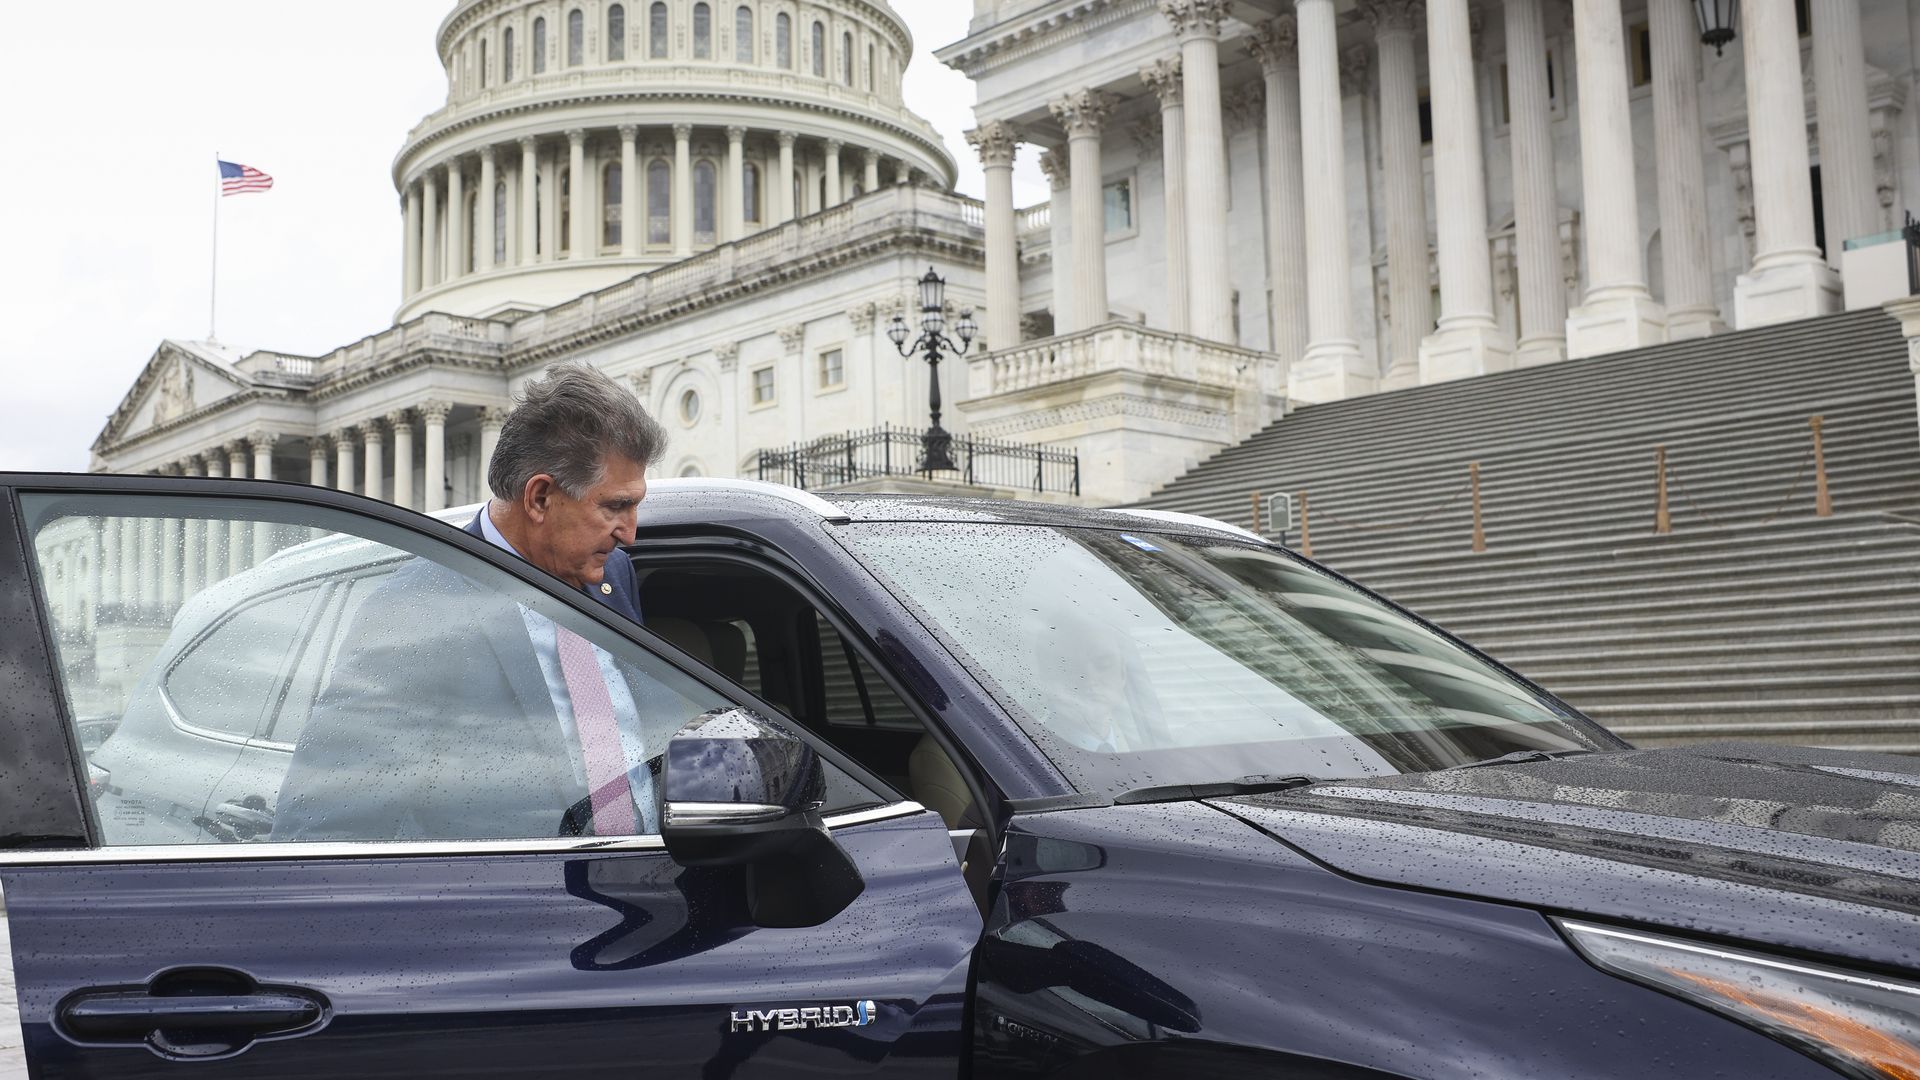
936,0,1159,78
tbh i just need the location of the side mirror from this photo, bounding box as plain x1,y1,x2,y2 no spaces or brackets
660,709,864,928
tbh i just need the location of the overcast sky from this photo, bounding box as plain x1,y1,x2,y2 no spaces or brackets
0,1,1048,473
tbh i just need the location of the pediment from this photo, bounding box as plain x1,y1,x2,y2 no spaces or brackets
97,341,252,450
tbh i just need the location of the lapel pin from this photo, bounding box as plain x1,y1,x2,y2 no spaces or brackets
600,583,613,595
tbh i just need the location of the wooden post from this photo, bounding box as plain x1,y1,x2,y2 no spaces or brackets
1654,445,1671,534
1811,415,1833,517
1469,462,1487,553
1251,491,1262,534
1298,491,1312,557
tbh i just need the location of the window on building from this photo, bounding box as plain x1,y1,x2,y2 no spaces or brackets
743,162,762,223
480,38,489,88
694,3,711,58
776,13,791,68
603,162,623,247
559,168,572,253
694,160,717,244
752,365,776,404
650,2,669,57
647,159,670,244
818,348,844,389
793,173,804,216
465,190,479,272
504,26,516,80
866,42,874,89
1629,22,1652,87
533,16,548,73
736,6,754,62
679,388,701,425
1417,90,1433,144
494,180,508,264
812,21,825,77
568,8,585,66
1103,178,1132,234
842,31,853,84
535,171,545,252
1797,0,1811,35
608,4,626,60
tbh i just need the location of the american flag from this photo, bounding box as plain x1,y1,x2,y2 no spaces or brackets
218,160,274,196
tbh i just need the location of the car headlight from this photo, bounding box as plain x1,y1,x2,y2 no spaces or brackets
1558,919,1920,1080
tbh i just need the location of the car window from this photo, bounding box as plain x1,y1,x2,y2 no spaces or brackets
23,495,883,848
164,584,323,742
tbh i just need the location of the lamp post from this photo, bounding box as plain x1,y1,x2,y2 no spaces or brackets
1694,0,1737,56
887,266,977,473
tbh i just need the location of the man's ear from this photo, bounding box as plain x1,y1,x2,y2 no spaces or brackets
521,474,559,523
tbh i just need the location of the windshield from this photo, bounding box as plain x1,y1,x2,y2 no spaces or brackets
836,522,1612,797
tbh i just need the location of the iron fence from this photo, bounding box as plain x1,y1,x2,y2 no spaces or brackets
757,424,1080,495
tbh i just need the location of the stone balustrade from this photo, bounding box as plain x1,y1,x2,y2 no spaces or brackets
967,320,1266,399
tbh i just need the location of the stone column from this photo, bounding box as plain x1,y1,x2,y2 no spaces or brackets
1565,0,1666,355
201,453,225,588
1647,0,1723,338
967,121,1022,350
334,428,357,495
519,137,539,264
1736,0,1841,326
777,131,797,222
390,410,416,510
566,130,588,258
421,172,440,288
1813,0,1876,267
446,159,466,280
619,126,640,256
362,420,386,503
479,406,509,491
423,401,451,512
1417,0,1513,380
1051,89,1116,331
308,437,329,486
540,151,559,263
1142,57,1191,335
726,126,747,240
225,442,250,575
1040,149,1074,329
1365,0,1432,387
674,124,694,256
1290,0,1369,399
404,183,423,297
1249,23,1307,370
158,474,182,614
180,463,203,599
1160,0,1233,343
99,510,122,615
476,147,497,272
248,432,276,565
824,140,843,206
138,514,160,616
1505,0,1569,363
863,149,881,193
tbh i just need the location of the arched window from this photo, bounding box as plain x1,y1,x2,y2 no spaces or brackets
607,4,626,60
479,38,489,88
603,162,623,247
559,168,572,253
811,22,825,77
533,17,548,73
866,43,874,89
776,13,791,68
494,180,508,264
647,159,671,244
841,31,852,84
649,2,668,57
535,171,545,252
567,9,584,66
693,3,711,59
742,162,761,224
503,26,516,80
694,160,716,244
735,6,753,63
465,190,479,272
792,173,803,217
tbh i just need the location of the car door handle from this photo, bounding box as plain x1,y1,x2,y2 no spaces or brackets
56,968,329,1059
213,799,275,832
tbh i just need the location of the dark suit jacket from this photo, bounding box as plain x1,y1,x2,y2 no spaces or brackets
271,513,650,842
459,511,646,626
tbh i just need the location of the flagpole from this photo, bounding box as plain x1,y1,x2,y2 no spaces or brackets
209,152,221,344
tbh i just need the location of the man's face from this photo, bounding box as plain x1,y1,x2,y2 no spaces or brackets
525,454,648,588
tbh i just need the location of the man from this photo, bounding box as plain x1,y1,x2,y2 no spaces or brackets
274,364,689,843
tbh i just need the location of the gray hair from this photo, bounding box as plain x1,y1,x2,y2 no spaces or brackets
487,362,668,500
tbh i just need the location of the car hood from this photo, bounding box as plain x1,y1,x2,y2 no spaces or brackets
1211,742,1920,973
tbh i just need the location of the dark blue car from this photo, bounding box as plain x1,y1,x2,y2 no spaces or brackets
1,471,1916,1079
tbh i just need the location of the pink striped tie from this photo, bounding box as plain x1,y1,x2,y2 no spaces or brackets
555,626,638,836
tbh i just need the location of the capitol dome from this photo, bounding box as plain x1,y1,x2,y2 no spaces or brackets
394,0,957,320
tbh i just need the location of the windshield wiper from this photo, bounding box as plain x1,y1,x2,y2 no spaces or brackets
1442,749,1595,772
1113,774,1324,805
